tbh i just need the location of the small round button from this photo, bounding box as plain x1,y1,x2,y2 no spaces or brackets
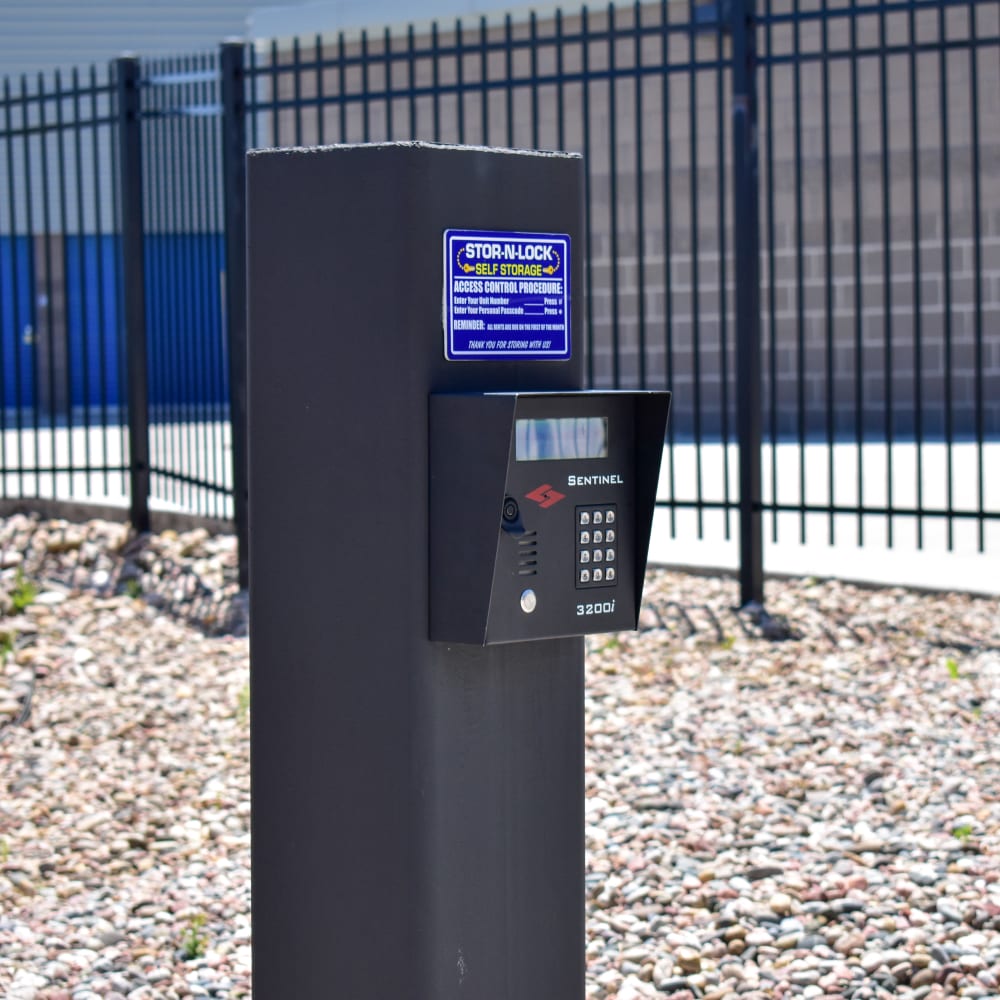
520,589,537,614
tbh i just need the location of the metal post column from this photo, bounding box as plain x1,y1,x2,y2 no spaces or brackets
248,143,585,1000
115,56,150,533
731,0,764,607
220,41,249,588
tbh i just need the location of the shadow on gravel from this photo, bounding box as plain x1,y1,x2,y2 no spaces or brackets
0,514,248,746
638,571,1000,656
0,514,247,638
639,596,798,644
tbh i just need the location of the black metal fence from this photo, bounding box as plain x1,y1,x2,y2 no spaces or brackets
0,0,998,597
0,65,128,507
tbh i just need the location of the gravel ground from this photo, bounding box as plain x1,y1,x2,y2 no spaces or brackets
0,514,998,1000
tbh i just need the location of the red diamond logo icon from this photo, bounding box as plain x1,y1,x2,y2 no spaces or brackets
525,484,566,509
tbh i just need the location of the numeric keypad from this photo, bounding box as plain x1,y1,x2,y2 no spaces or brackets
576,505,619,588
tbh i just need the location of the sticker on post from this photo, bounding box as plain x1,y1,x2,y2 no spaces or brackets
443,229,571,361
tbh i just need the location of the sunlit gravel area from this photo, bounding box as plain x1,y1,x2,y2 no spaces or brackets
0,514,998,1000
0,517,249,1000
587,572,1000,1000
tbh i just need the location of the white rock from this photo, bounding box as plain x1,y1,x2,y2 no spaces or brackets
7,970,50,1000
34,590,67,606
617,976,659,1000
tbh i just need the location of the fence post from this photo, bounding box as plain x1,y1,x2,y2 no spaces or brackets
115,56,151,534
730,0,764,607
220,41,249,589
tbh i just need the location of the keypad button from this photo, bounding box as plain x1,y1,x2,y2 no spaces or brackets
579,511,590,525
593,549,603,563
592,511,603,525
605,510,615,524
580,550,590,563
579,530,590,545
605,567,616,582
579,569,590,583
605,548,615,562
593,568,603,582
593,530,603,544
605,528,615,544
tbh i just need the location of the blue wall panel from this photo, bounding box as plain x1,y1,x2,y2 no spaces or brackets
145,232,228,411
3,233,228,415
64,234,122,410
0,236,36,410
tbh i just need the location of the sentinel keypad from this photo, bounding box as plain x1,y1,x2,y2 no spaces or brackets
577,505,618,588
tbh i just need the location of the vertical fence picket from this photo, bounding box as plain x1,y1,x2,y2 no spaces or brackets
969,0,985,553
221,41,248,588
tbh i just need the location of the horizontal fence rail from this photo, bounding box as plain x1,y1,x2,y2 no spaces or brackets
0,0,997,595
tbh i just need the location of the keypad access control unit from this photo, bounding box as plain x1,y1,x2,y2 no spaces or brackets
430,390,671,644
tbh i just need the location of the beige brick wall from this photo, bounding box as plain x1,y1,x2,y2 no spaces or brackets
255,0,1000,438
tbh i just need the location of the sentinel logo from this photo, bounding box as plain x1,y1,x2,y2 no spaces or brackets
567,474,625,487
525,484,566,509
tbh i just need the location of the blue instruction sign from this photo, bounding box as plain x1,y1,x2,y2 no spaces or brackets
443,229,571,361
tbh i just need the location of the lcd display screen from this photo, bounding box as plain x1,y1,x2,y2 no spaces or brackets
515,417,608,461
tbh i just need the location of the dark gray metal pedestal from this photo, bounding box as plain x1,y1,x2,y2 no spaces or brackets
248,143,585,1000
